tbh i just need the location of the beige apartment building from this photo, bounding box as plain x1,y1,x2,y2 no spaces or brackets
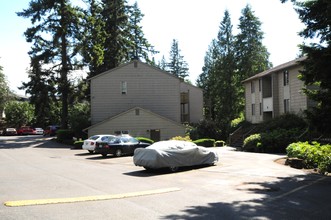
243,57,313,124
86,60,203,141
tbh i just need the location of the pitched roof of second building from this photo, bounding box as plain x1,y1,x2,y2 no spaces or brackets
242,56,306,83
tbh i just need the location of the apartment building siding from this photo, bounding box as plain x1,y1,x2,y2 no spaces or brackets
87,107,185,140
180,83,204,123
243,57,309,123
90,61,181,125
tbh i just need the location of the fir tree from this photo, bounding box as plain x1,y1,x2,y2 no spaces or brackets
282,0,331,134
17,0,83,128
81,0,106,77
235,4,271,81
234,4,271,114
127,1,158,63
99,0,130,72
167,39,189,79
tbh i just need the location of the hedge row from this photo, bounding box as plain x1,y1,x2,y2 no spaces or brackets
243,128,302,153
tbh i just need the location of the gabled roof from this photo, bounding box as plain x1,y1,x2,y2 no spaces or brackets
242,56,306,83
88,59,202,90
84,106,185,131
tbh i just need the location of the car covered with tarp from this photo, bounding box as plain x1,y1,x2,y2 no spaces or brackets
133,140,218,171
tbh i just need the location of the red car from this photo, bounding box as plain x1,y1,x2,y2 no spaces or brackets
17,126,34,135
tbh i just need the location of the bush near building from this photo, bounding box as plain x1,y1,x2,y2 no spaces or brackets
286,142,331,174
243,114,307,153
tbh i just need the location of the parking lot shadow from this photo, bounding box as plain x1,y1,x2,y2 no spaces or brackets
161,173,331,219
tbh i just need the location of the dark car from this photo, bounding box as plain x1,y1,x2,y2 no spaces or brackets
95,136,150,157
43,125,60,136
3,128,17,136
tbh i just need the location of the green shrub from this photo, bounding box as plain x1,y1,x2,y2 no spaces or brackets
193,138,215,147
286,141,331,174
170,136,192,142
243,134,261,152
135,137,154,144
261,128,301,153
73,140,84,149
57,129,75,141
215,140,226,147
258,113,307,132
243,128,302,153
189,120,222,140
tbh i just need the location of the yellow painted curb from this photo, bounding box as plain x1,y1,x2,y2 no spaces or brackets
4,187,181,207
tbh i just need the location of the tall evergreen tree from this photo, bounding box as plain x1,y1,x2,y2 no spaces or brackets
167,39,189,79
158,55,168,71
17,0,83,129
198,40,220,120
81,0,106,78
19,56,57,127
99,0,130,72
234,4,271,113
214,10,237,136
127,1,158,63
235,5,271,81
282,0,331,134
198,10,237,137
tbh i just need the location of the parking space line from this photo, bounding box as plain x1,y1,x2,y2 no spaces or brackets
4,187,181,207
266,176,326,203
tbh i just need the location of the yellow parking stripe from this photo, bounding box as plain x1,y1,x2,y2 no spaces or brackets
4,187,181,207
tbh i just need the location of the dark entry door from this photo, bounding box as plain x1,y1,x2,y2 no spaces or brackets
150,129,160,142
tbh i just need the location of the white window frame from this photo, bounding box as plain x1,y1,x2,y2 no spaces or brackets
121,81,127,95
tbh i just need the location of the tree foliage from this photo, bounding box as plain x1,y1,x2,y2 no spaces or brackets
197,7,271,138
282,0,331,134
17,0,84,129
0,62,11,116
167,39,189,79
4,101,35,127
18,0,156,132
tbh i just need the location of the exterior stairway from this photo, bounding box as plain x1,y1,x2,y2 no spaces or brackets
229,125,257,149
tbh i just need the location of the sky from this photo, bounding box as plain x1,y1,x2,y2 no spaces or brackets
0,0,305,96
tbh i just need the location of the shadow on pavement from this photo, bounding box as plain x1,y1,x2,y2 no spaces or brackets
0,136,55,149
161,173,331,220
124,164,214,177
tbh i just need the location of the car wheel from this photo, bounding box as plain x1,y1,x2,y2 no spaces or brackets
169,166,178,172
101,153,107,157
88,150,94,154
115,149,122,157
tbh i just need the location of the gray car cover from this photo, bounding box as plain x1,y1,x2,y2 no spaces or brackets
133,140,218,169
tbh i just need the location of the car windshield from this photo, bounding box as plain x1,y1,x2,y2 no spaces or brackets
89,135,100,140
101,136,115,142
121,137,138,144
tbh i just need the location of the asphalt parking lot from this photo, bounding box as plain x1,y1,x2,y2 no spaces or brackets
0,136,331,220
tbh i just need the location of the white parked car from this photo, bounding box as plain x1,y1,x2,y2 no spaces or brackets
33,128,44,135
133,140,219,172
82,135,116,153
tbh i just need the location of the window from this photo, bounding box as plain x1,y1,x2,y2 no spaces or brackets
259,103,262,115
121,81,127,94
251,81,255,93
135,108,140,115
284,99,290,113
283,70,289,86
259,79,262,92
252,104,255,116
